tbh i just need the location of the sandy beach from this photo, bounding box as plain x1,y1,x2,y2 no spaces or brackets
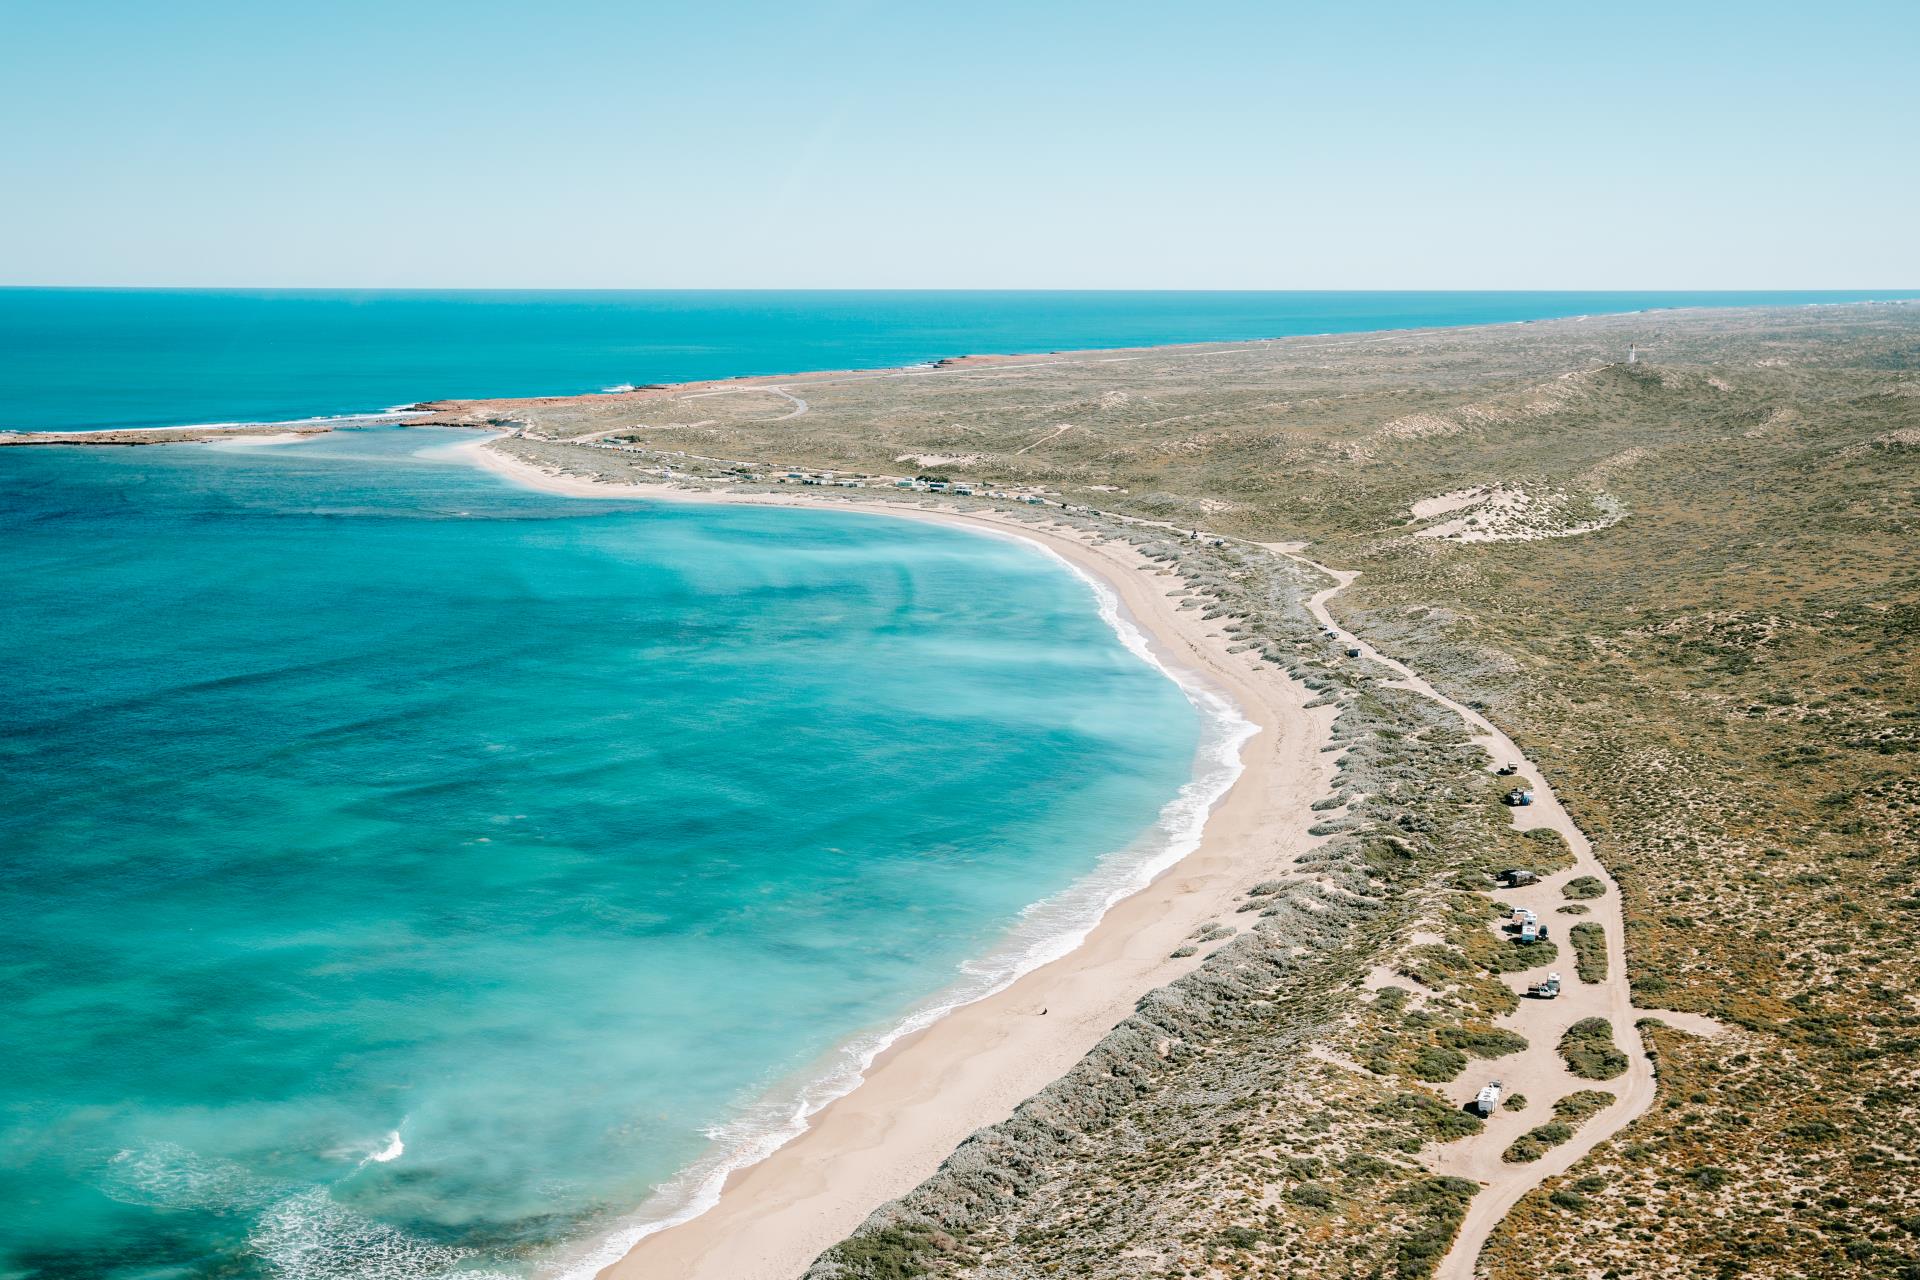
461,442,1337,1280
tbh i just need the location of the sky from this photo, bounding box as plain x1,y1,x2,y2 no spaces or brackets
2,0,1915,289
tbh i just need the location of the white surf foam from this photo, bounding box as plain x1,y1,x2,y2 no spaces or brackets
544,529,1256,1279
250,1188,519,1280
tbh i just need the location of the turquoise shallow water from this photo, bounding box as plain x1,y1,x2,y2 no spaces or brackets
0,428,1214,1278
4,289,1914,432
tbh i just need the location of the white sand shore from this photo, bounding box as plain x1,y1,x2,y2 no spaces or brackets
461,441,1336,1280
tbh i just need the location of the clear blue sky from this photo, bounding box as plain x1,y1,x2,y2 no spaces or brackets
3,0,1915,288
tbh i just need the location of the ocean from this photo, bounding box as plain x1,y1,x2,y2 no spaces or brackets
3,288,1913,433
0,426,1244,1278
1,288,1905,1278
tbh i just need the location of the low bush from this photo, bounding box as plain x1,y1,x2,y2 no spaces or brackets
1288,1182,1337,1209
1376,1090,1483,1145
1569,922,1608,983
1409,1044,1468,1082
1437,1025,1529,1059
1503,1120,1574,1162
1473,935,1561,974
1553,1089,1615,1122
1559,1018,1629,1080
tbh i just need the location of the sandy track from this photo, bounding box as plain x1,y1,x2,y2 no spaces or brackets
1270,544,1723,1280
468,435,1719,1278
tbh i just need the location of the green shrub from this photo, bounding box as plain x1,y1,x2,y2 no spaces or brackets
1289,1182,1336,1209
1502,1120,1575,1162
1409,1044,1468,1081
824,1225,945,1280
1553,1089,1615,1122
1569,922,1608,982
1437,1025,1529,1059
1390,1177,1478,1277
1474,935,1561,974
1559,1018,1629,1080
1377,1090,1483,1144
1562,875,1605,899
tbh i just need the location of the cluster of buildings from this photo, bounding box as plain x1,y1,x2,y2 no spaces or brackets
758,465,1175,522
779,470,866,489
891,477,1060,506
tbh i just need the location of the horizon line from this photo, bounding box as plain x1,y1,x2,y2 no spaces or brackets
5,284,1918,295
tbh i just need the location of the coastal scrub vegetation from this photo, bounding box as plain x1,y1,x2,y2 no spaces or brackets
420,304,1920,1278
1568,921,1608,983
1558,1018,1629,1081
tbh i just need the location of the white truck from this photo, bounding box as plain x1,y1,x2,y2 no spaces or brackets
1474,1080,1503,1117
1529,972,1563,999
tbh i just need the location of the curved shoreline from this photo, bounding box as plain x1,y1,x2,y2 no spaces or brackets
463,442,1337,1280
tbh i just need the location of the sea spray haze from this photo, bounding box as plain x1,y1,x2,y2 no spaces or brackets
0,427,1205,1278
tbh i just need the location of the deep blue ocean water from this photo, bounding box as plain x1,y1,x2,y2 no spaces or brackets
3,289,1913,432
0,428,1223,1279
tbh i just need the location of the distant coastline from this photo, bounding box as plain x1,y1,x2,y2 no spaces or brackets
6,289,1914,436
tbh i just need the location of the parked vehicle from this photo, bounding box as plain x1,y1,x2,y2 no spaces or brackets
1474,1080,1503,1117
